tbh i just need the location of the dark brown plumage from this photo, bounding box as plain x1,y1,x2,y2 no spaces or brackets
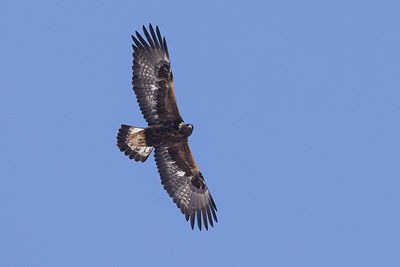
116,24,217,230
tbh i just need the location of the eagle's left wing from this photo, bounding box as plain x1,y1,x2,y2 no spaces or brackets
154,142,218,230
132,24,183,126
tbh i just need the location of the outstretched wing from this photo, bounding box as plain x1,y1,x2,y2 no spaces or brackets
132,24,183,126
154,142,218,230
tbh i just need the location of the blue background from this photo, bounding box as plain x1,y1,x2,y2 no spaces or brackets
1,0,399,266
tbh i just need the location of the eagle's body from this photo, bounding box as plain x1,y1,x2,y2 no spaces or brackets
145,122,193,146
116,24,217,230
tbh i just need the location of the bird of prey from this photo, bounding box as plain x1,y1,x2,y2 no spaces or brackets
116,24,218,230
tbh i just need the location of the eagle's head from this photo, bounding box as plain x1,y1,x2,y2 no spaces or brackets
178,123,194,137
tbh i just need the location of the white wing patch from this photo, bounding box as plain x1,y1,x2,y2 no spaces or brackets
176,170,186,177
136,146,153,157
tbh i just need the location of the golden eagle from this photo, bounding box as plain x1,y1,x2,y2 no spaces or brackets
116,24,218,230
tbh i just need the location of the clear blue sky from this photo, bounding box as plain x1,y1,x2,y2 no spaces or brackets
1,0,399,266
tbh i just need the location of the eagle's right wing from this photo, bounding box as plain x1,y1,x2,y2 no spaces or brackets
154,141,218,230
131,24,183,126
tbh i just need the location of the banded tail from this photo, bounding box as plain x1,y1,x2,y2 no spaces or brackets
117,125,153,162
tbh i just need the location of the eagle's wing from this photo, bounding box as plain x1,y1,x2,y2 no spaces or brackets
154,141,218,230
132,24,183,126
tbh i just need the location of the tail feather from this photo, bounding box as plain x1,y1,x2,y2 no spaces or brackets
117,125,153,162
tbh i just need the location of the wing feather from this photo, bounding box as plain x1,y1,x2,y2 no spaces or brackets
190,213,195,229
154,142,218,230
142,25,155,48
131,35,144,49
156,26,163,46
135,31,150,49
202,207,208,230
197,209,202,231
206,205,214,227
149,24,160,48
163,37,170,58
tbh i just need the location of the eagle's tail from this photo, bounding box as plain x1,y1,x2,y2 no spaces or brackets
117,125,153,162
